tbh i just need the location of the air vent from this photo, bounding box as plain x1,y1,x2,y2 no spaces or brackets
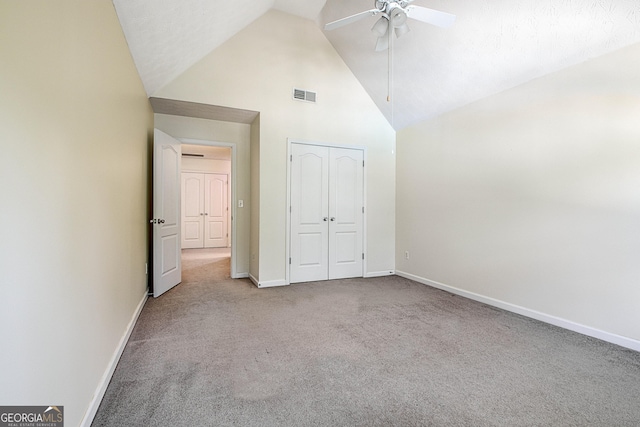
293,88,317,103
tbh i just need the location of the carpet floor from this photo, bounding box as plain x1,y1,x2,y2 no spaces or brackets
92,251,640,426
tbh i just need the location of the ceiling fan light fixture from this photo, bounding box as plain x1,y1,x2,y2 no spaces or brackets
389,7,407,27
394,23,410,38
371,16,389,36
375,34,389,51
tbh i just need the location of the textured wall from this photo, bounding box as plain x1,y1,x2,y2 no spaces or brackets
0,2,153,425
396,43,640,343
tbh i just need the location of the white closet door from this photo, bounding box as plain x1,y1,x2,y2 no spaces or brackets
328,147,364,279
181,173,205,249
290,144,330,283
290,143,364,284
204,173,228,248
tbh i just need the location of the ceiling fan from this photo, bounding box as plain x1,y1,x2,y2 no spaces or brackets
324,0,456,51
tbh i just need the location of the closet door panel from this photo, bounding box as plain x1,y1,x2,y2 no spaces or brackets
204,174,228,248
181,173,204,249
329,148,364,280
290,144,329,283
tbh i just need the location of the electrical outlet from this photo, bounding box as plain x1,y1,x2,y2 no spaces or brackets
405,251,410,260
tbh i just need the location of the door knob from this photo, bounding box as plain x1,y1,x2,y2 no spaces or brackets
330,217,335,221
323,217,328,221
158,219,165,224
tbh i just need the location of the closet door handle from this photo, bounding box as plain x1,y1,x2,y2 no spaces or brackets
323,217,328,221
330,217,335,221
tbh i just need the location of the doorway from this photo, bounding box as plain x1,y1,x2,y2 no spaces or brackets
180,143,233,279
152,129,244,297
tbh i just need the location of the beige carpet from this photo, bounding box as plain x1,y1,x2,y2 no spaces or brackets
181,248,231,282
92,253,640,426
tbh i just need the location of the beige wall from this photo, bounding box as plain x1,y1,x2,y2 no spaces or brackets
156,10,396,283
0,1,153,426
154,114,251,274
396,43,640,343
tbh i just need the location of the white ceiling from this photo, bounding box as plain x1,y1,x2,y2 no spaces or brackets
113,0,640,130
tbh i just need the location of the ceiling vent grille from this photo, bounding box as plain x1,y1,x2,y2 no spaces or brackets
293,88,317,103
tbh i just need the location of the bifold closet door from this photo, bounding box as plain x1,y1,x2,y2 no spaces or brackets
290,144,363,284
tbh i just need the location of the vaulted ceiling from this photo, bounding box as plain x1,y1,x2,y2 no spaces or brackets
113,0,640,130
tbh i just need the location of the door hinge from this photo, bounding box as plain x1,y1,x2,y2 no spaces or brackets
362,253,365,260
363,160,365,167
290,154,293,161
362,206,364,213
289,257,292,265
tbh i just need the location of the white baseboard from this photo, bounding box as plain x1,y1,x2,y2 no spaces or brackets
396,270,640,353
365,270,395,278
232,272,249,279
80,291,148,427
249,274,259,287
249,274,288,288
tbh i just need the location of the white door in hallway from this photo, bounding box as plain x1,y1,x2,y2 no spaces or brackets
181,173,228,249
153,129,182,297
204,173,228,248
290,143,364,283
181,173,205,249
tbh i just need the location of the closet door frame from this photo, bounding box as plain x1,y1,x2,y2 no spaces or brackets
286,139,367,285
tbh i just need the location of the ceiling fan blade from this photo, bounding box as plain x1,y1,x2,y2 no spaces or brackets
406,6,456,28
324,9,381,31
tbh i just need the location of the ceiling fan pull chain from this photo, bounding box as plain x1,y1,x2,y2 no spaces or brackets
387,20,393,103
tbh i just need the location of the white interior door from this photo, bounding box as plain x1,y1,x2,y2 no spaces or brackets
290,143,364,284
153,129,182,297
290,144,329,283
329,147,364,279
204,173,228,248
181,172,204,249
